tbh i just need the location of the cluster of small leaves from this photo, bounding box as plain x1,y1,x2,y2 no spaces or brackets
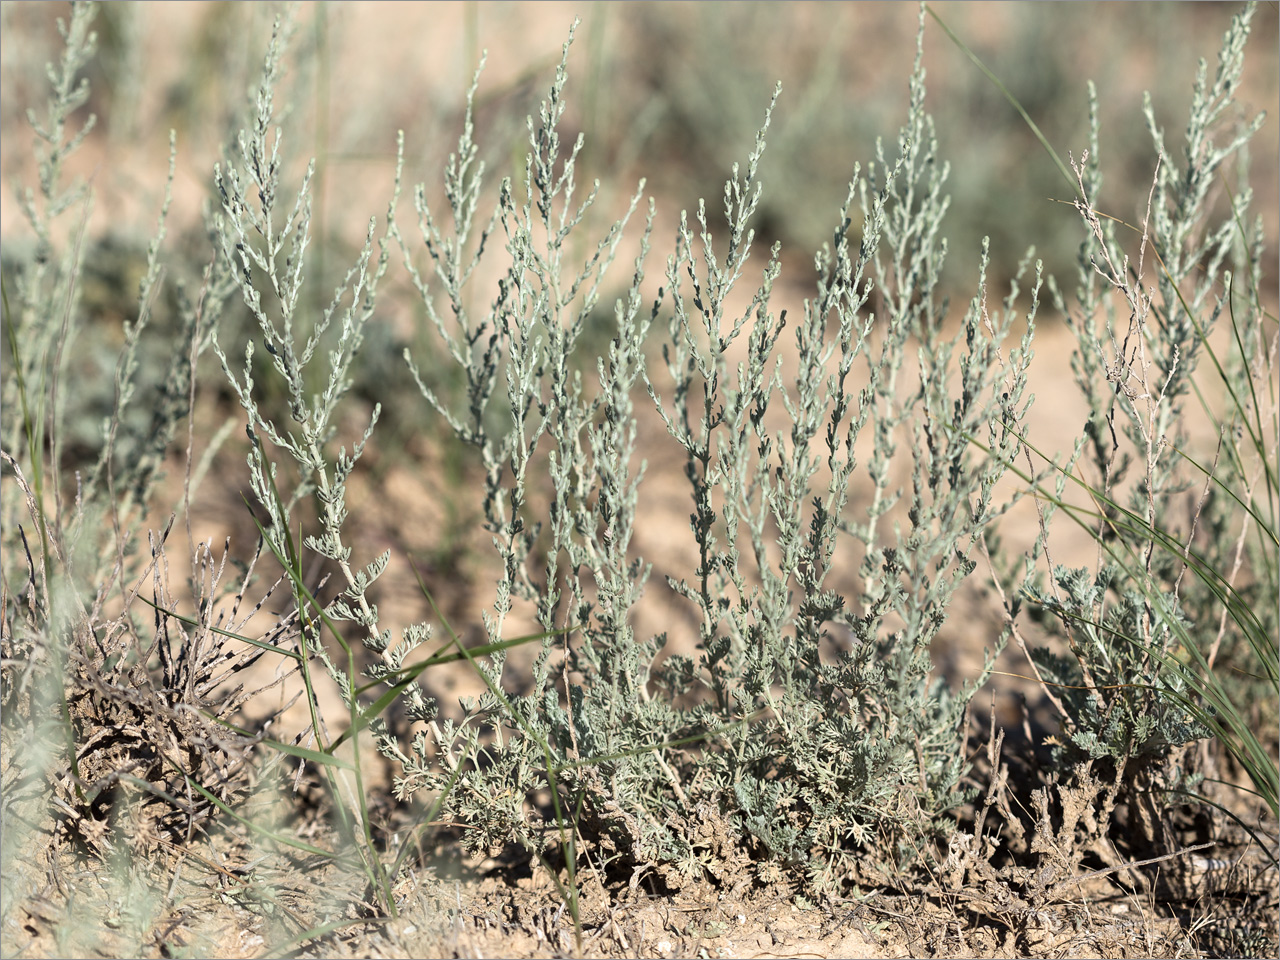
1027,565,1209,762
391,24,662,850
394,10,1038,894
209,11,439,777
1030,1,1270,778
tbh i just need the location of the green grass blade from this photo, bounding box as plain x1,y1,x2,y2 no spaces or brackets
925,4,1074,189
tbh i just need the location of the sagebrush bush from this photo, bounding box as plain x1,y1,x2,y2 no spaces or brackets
2,2,1274,946
374,10,1043,894
1012,2,1276,821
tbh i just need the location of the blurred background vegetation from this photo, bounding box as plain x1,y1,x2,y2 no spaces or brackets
5,1,1275,299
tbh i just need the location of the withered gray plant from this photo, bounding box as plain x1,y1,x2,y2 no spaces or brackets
1,0,288,921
